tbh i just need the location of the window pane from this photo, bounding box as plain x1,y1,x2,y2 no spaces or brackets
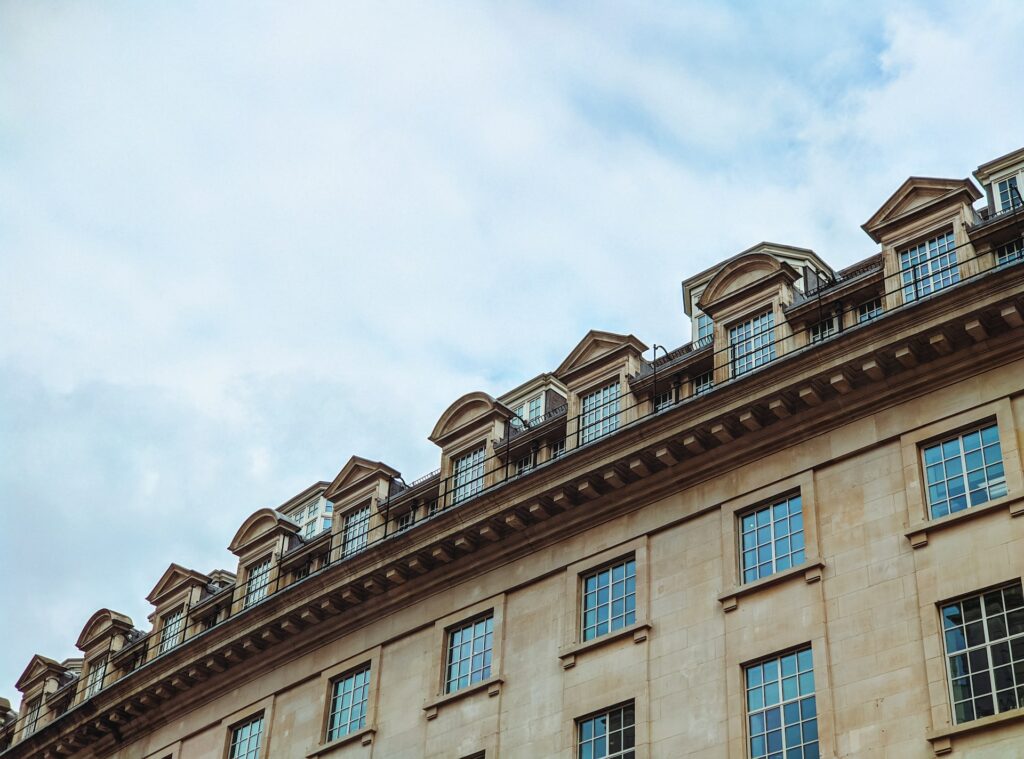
229,715,264,759
581,559,637,641
900,231,958,302
577,703,634,759
942,581,1024,724
445,614,494,693
922,424,1004,519
746,649,817,759
740,495,804,583
327,665,371,741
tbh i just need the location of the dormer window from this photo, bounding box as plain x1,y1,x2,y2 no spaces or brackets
695,311,713,341
452,445,486,504
84,655,106,697
243,558,272,608
287,496,333,540
342,505,371,556
997,238,1023,267
510,395,544,429
158,607,185,654
900,230,958,302
997,175,1021,212
729,311,776,376
21,697,41,737
580,381,620,444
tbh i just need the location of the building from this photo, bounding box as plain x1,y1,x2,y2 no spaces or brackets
2,146,1024,759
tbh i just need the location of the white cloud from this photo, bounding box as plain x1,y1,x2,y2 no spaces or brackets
1,0,1022,696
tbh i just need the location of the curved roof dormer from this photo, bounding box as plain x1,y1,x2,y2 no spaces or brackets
429,391,509,448
228,508,300,557
75,609,134,653
697,251,799,319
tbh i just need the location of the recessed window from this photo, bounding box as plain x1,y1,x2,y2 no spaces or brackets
693,370,714,396
996,238,1023,266
581,558,637,642
159,607,186,654
229,714,264,759
654,389,674,412
740,494,804,583
395,510,415,532
85,655,107,697
550,439,566,459
327,664,370,741
941,581,1024,723
244,558,272,607
21,697,42,737
452,445,486,504
343,505,371,556
745,648,818,759
580,382,620,444
997,176,1021,212
729,311,776,377
511,395,544,429
857,298,883,323
808,317,837,344
445,614,493,694
289,496,331,538
514,455,532,476
900,230,958,302
577,702,635,759
922,423,1006,519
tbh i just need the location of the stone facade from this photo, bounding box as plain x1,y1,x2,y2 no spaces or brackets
3,147,1024,759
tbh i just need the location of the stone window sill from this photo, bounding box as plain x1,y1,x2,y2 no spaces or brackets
718,560,824,612
906,493,1022,549
306,727,375,756
926,706,1024,755
558,621,651,669
423,675,503,720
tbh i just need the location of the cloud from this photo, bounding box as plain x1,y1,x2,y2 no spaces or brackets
1,0,1023,695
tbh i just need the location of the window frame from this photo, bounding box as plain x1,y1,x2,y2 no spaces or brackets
84,654,108,697
738,492,806,585
560,538,650,668
219,696,275,759
718,471,823,612
423,594,505,719
313,646,381,752
451,443,487,505
227,713,265,759
729,310,776,377
243,556,273,608
807,316,837,344
342,503,371,557
443,613,495,695
900,399,1023,548
939,581,1024,725
995,237,1023,267
21,696,42,738
580,557,638,643
997,175,1021,212
898,228,959,303
158,606,186,654
856,297,883,323
920,422,1007,520
743,647,819,759
579,380,621,445
576,701,636,759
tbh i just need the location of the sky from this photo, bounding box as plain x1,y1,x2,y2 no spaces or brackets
2,0,1023,699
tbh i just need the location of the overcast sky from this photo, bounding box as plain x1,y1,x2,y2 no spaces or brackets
2,0,1023,699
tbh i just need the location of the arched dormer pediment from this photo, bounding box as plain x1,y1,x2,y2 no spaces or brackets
146,563,211,606
75,609,133,652
697,252,798,318
14,655,65,694
228,508,299,556
429,392,506,446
